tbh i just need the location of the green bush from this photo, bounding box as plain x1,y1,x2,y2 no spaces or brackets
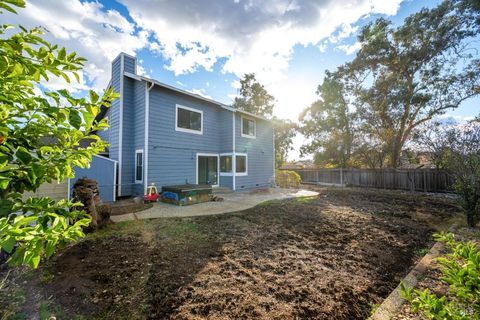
401,232,480,319
275,170,301,188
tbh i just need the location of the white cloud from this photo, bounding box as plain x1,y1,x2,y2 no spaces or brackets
120,0,403,83
231,80,241,90
438,114,475,123
5,0,406,161
137,64,147,76
3,0,148,92
317,40,328,53
187,88,212,99
337,41,362,55
329,23,359,44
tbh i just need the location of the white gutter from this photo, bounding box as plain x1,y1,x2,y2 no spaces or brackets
117,54,124,196
113,160,117,202
232,112,236,191
144,81,154,193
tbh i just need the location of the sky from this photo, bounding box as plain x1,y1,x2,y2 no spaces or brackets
3,0,479,160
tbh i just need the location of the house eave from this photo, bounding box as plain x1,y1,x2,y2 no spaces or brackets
123,71,271,122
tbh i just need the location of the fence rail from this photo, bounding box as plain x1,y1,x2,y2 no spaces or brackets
286,168,455,193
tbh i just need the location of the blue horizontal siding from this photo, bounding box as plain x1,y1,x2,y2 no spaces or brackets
133,80,146,195
104,53,275,197
235,114,274,190
109,56,121,165
71,155,116,203
147,87,228,188
219,175,233,189
123,55,136,74
120,76,135,196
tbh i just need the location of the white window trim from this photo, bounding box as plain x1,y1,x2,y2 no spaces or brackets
235,153,248,176
196,153,220,187
220,153,233,176
135,149,144,183
175,104,203,135
241,116,256,139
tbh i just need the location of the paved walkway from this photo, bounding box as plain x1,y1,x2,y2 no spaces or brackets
110,188,318,222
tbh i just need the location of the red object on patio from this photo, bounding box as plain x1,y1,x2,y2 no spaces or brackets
144,183,159,202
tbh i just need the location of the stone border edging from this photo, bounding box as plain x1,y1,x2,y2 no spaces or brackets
370,241,444,320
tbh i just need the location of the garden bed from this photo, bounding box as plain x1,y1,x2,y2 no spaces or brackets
107,198,153,216
0,187,462,319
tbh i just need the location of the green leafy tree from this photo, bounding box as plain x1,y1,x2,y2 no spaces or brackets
233,73,297,167
0,0,117,268
299,71,355,168
273,117,297,168
421,119,480,227
233,73,274,117
338,0,480,167
401,232,480,319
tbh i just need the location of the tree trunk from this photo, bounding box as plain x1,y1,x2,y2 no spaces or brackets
390,137,403,168
72,178,110,232
466,209,475,228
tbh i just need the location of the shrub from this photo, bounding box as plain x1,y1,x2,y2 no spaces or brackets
0,0,117,268
401,232,480,319
275,170,301,188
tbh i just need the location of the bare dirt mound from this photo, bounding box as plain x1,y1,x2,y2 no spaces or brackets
6,188,459,319
45,236,152,318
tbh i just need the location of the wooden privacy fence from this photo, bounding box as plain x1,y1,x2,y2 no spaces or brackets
289,168,455,193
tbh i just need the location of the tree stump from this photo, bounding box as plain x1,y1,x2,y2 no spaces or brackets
72,177,110,232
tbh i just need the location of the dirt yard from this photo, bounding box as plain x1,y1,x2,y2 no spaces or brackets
0,187,462,319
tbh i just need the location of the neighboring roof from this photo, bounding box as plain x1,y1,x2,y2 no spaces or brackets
123,71,271,122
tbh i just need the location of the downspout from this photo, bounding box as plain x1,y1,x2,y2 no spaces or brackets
113,160,117,202
232,112,236,191
144,81,154,193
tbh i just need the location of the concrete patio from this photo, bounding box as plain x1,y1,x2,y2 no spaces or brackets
110,188,318,222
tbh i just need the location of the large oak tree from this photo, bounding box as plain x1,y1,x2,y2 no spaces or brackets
299,71,355,168
233,73,296,168
342,0,479,167
301,0,479,168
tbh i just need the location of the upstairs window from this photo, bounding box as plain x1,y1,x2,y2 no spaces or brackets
135,149,143,183
176,105,203,134
241,116,256,138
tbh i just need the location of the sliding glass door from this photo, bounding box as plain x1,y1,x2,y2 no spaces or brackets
197,155,218,186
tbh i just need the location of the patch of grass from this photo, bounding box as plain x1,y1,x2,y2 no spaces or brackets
157,219,207,240
39,270,55,285
4,312,27,320
368,301,380,317
88,219,155,240
39,301,55,320
139,302,150,313
39,300,86,320
415,247,431,257
0,286,27,320
295,196,317,204
256,199,285,207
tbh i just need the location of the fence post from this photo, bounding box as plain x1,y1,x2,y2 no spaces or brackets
315,170,319,185
340,168,343,186
412,170,417,192
423,170,427,192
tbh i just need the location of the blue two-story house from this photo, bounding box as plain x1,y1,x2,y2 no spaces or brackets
92,52,275,200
